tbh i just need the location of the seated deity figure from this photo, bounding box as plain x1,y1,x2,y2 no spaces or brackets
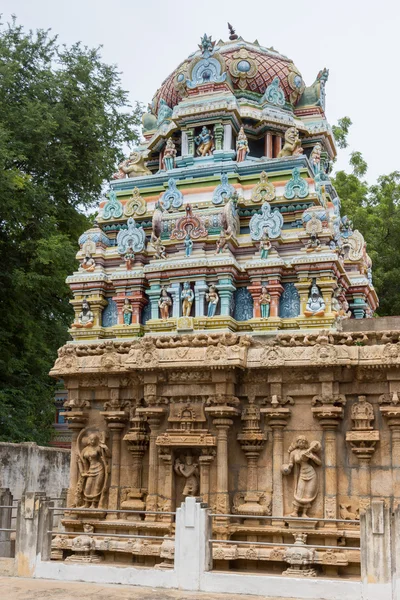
259,286,271,318
282,436,322,517
206,285,219,317
236,126,249,162
304,283,325,317
81,251,96,272
195,126,214,156
181,281,194,317
158,287,172,320
174,454,199,497
72,300,94,328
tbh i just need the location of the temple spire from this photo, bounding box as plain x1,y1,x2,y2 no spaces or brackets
228,22,238,41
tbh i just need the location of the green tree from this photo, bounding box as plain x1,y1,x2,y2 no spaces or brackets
0,19,142,443
332,119,400,317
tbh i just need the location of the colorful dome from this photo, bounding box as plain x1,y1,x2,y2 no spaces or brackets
152,37,306,114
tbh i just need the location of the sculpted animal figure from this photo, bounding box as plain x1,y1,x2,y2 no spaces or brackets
278,127,303,158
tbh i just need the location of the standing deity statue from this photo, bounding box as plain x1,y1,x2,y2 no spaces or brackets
278,127,303,158
123,298,133,325
304,283,325,317
174,454,199,497
181,281,194,317
259,230,272,259
124,247,135,270
282,436,322,517
163,138,177,170
310,142,322,175
259,286,271,319
158,287,172,320
206,285,219,317
72,300,94,328
75,430,110,509
81,251,96,272
215,230,228,254
184,233,193,257
195,126,214,157
236,126,249,162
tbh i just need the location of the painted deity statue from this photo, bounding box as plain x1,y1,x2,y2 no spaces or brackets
123,298,133,325
259,230,272,259
304,283,325,317
215,230,228,254
81,251,95,272
75,431,110,509
174,454,199,497
206,285,219,317
195,126,214,157
181,282,194,317
184,233,193,257
278,127,303,158
113,150,151,179
310,142,322,175
124,247,135,270
158,288,172,320
163,138,177,170
236,126,249,162
72,300,94,329
259,286,271,319
282,436,322,517
152,237,167,260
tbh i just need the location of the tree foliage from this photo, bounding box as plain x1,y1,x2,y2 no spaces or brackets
0,19,141,443
332,119,400,317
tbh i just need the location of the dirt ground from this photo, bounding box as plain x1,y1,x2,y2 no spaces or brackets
0,577,297,600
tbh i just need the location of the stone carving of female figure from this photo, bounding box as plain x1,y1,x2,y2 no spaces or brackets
259,286,271,319
181,281,194,317
282,436,322,517
123,298,133,325
75,430,110,509
206,285,219,317
174,454,199,497
158,287,172,320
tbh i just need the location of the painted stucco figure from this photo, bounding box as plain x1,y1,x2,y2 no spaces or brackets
163,138,177,170
259,286,271,319
123,299,133,325
236,126,249,162
195,126,214,156
158,288,172,320
278,127,303,158
72,300,94,329
81,252,95,272
304,283,325,317
181,282,194,317
206,285,219,317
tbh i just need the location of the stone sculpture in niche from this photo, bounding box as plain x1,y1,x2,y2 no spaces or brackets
81,251,96,272
304,282,325,317
181,282,194,316
278,127,303,158
158,288,172,320
282,435,321,517
75,429,110,509
236,126,249,162
123,298,133,325
72,299,94,329
174,454,199,497
195,126,214,156
206,285,219,317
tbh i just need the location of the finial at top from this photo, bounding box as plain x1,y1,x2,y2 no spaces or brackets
228,23,238,41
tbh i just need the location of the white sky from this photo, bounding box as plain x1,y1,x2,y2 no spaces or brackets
2,0,399,183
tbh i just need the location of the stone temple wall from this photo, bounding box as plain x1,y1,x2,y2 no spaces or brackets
49,328,400,576
0,442,70,500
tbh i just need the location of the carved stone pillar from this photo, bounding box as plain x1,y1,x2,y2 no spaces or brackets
265,132,273,158
199,450,215,506
158,447,174,521
346,395,380,511
101,383,130,516
379,389,400,503
122,414,149,519
205,402,238,518
262,397,292,517
273,135,282,158
136,407,165,518
312,393,346,519
236,400,267,515
61,382,88,508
